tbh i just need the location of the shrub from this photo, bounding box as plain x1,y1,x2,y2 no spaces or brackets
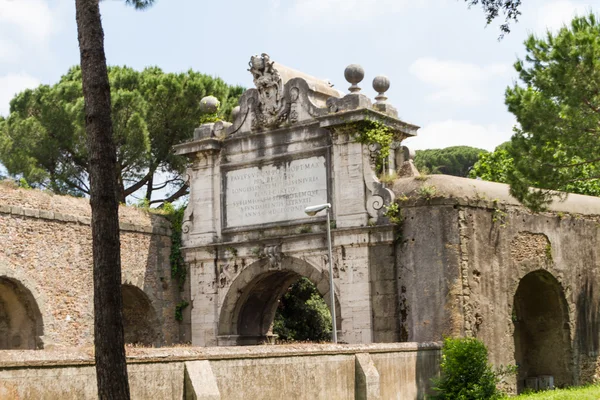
273,277,332,342
431,337,503,400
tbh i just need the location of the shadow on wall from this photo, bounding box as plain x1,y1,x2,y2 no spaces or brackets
0,276,44,350
575,278,600,383
416,345,441,399
513,270,572,393
122,284,159,346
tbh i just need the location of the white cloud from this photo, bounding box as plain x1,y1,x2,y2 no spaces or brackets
0,0,58,41
0,73,40,116
286,0,423,23
403,119,515,151
536,0,592,32
409,58,509,106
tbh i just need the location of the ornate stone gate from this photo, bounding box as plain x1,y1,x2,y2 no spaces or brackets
175,54,417,346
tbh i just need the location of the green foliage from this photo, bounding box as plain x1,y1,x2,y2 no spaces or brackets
469,142,514,184
353,120,394,172
513,384,600,399
464,0,522,35
384,202,403,224
273,277,332,342
498,14,600,211
18,177,31,189
161,202,187,290
418,184,437,200
175,300,189,321
432,337,504,400
0,65,244,205
415,146,487,177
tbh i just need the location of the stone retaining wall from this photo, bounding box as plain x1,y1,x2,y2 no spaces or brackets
0,343,441,400
0,183,182,349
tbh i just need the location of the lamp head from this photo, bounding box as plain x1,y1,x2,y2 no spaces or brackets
304,203,331,216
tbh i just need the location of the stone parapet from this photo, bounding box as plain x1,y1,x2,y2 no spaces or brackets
0,203,171,236
0,343,441,400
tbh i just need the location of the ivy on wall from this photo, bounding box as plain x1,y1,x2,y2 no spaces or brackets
162,202,187,290
145,202,188,321
335,120,395,173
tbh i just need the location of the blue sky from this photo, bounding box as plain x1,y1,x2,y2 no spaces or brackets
0,0,597,153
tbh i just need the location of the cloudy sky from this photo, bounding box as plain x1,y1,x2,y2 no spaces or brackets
0,0,596,153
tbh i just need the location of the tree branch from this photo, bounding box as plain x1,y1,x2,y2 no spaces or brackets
148,183,189,206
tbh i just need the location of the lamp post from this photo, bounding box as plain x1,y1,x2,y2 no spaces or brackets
304,203,337,343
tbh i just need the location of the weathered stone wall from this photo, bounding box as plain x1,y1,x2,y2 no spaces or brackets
0,342,441,400
0,183,181,348
393,175,600,390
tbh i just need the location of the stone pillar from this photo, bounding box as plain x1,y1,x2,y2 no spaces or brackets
175,122,227,347
331,130,370,228
179,124,225,248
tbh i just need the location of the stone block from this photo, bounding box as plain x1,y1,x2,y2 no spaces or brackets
355,353,381,400
184,360,221,400
39,209,54,220
23,208,39,218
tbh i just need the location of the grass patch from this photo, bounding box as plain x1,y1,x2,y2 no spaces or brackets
512,385,600,399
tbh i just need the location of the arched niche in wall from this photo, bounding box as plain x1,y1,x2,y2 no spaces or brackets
0,276,44,349
513,269,573,392
121,284,159,346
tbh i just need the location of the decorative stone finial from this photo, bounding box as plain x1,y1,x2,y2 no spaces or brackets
344,64,364,93
373,75,390,104
200,96,220,114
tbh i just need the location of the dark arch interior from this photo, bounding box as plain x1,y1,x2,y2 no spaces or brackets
0,277,43,350
237,270,300,339
122,285,158,346
513,270,573,392
225,269,340,345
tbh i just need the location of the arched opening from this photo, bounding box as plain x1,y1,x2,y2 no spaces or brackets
0,277,43,349
122,285,159,346
218,257,341,346
513,270,573,392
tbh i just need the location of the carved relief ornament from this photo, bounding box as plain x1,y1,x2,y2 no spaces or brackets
248,54,287,129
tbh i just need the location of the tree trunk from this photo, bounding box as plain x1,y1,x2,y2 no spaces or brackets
74,1,130,399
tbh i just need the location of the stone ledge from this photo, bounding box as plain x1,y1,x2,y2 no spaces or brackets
0,204,172,236
0,342,442,368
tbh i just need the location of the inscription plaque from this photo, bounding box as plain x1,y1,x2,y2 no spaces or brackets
225,156,328,228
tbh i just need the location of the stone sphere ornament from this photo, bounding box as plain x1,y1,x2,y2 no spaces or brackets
344,64,365,93
199,95,220,114
373,75,390,104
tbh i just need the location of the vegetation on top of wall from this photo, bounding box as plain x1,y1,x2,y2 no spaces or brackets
431,337,516,400
338,120,394,173
384,202,403,225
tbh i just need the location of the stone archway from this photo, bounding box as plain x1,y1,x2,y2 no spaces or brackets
513,270,573,392
121,285,159,346
218,257,342,345
0,277,43,349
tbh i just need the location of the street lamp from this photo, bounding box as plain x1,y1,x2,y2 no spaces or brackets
304,203,337,343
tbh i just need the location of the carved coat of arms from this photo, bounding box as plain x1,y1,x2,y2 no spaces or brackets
248,54,293,129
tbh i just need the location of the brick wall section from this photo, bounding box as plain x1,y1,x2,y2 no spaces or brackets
0,183,180,348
